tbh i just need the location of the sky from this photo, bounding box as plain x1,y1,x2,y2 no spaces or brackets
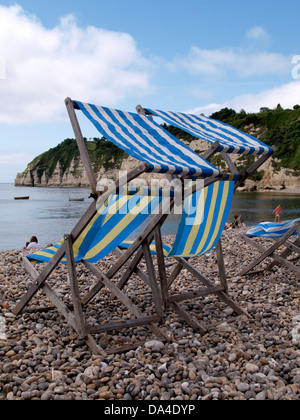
0,0,300,182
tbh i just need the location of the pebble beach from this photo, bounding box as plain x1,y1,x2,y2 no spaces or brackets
0,229,299,401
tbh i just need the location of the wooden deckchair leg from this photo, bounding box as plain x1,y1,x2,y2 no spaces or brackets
165,242,243,333
65,98,97,195
14,201,99,315
154,226,170,309
115,248,151,289
215,241,228,293
19,254,107,356
82,200,172,307
81,241,148,307
117,233,155,291
239,226,300,276
83,261,167,341
142,241,164,318
65,234,87,339
19,256,78,329
14,241,68,315
175,257,249,317
167,261,185,288
265,238,300,271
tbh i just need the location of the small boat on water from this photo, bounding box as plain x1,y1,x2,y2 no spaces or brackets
14,196,30,200
69,198,84,202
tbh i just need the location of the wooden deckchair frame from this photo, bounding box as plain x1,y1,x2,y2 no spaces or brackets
14,98,222,355
239,221,300,277
136,104,276,193
15,162,173,356
132,105,276,332
164,242,250,334
14,98,273,355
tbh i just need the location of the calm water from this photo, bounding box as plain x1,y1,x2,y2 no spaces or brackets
0,184,93,251
1,184,300,251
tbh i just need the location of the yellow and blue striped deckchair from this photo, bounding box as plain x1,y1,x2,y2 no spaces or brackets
29,181,233,264
169,180,234,257
27,190,166,264
121,240,172,258
121,180,234,259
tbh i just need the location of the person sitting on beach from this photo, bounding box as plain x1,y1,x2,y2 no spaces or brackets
273,204,282,223
231,215,240,229
23,236,41,250
239,217,246,228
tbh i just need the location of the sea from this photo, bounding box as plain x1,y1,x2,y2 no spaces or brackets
1,183,300,251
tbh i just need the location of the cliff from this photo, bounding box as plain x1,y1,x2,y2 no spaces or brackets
15,105,300,192
15,137,127,188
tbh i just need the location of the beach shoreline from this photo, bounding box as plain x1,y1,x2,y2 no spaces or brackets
0,230,299,401
237,188,300,195
12,184,300,195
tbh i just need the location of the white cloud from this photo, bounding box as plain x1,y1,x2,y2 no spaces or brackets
0,5,152,125
173,46,291,79
187,80,300,116
246,26,270,42
0,54,5,79
226,80,300,112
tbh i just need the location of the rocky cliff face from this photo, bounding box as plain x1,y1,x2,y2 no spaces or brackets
15,156,90,188
14,154,169,189
239,158,300,192
14,138,300,192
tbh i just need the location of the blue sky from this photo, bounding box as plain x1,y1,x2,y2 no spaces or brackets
0,0,300,182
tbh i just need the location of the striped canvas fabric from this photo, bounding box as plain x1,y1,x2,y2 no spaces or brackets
121,181,234,258
146,109,273,156
246,218,300,238
168,181,234,257
27,192,165,264
74,101,220,179
121,240,172,258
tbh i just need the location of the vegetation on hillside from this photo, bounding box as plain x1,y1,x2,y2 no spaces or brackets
27,137,127,178
210,104,300,171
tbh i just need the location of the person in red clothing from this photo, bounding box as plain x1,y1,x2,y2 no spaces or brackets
273,204,282,223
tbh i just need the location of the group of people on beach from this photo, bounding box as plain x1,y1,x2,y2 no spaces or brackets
224,204,283,232
224,215,246,231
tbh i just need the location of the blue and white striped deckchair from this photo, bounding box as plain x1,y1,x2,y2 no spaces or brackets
145,109,273,156
74,101,220,179
15,99,249,355
240,219,300,276
27,190,166,264
246,219,300,238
